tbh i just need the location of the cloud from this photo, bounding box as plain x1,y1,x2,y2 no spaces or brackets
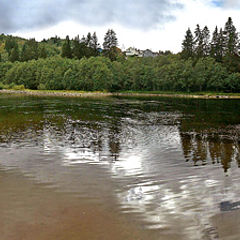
216,0,240,8
0,0,183,33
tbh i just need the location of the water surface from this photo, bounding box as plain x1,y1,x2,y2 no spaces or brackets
1,95,240,240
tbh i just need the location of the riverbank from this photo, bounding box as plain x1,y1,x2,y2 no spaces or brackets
1,89,240,99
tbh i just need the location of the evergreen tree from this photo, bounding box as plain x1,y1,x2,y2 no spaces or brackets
21,44,27,61
21,39,39,61
9,45,19,62
223,17,239,56
218,28,225,62
86,32,92,47
39,46,47,59
194,24,204,58
210,27,224,62
72,37,81,59
181,28,194,59
91,32,100,56
202,26,210,56
210,26,219,58
81,35,86,44
61,35,72,58
5,37,18,56
103,29,118,60
103,29,118,50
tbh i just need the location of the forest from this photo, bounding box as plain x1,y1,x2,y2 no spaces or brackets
0,17,240,93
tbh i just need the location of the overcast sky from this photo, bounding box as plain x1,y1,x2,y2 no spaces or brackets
1,0,240,52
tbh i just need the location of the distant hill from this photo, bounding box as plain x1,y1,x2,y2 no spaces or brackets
0,34,61,61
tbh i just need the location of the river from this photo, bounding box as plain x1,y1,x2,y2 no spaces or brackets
0,94,240,240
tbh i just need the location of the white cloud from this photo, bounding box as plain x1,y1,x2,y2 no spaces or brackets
12,0,240,53
223,0,240,8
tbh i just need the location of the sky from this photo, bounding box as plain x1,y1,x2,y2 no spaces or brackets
1,0,240,52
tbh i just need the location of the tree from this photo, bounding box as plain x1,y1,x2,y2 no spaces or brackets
194,24,204,58
81,35,86,44
61,35,72,58
21,39,39,61
181,28,194,59
202,26,210,56
86,32,92,47
5,37,18,56
72,37,81,59
103,29,118,60
210,27,224,62
39,46,48,59
103,29,118,50
223,17,239,56
210,26,219,59
9,45,19,62
90,32,100,56
218,28,225,62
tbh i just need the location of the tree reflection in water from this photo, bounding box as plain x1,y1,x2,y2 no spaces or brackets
180,129,240,172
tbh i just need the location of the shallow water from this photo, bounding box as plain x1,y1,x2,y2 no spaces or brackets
1,95,240,240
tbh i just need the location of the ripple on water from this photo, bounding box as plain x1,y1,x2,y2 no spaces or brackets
0,96,240,239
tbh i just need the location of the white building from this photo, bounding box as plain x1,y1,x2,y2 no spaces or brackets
125,47,143,57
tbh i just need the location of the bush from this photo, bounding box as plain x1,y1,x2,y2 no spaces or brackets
11,84,25,90
37,83,47,90
0,82,4,90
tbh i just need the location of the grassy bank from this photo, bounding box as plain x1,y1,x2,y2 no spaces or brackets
1,89,240,99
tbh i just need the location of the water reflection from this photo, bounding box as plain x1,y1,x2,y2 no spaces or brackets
180,130,240,172
1,96,240,239
220,201,240,212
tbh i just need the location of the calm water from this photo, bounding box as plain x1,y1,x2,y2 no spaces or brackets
1,95,240,240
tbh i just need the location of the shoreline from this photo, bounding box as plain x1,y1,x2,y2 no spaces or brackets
1,89,240,99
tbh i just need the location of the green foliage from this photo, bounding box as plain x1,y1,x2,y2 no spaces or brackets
5,37,18,56
1,54,240,93
39,46,48,59
0,62,13,81
21,39,39,61
61,36,72,58
1,19,240,94
0,82,5,89
9,45,19,62
103,29,118,61
184,17,239,66
11,84,25,90
181,28,194,60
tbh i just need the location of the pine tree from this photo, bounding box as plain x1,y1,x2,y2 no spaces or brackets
86,32,92,47
5,37,18,56
218,28,225,62
223,17,239,56
91,32,100,56
210,26,219,59
181,28,194,59
61,35,72,58
194,24,204,58
9,45,19,62
103,29,118,50
202,26,210,56
72,36,81,59
39,46,47,59
21,39,39,61
103,29,118,60
81,35,86,44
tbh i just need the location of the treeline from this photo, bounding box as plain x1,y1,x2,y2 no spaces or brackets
0,29,119,63
182,17,240,72
0,55,239,92
1,18,240,92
